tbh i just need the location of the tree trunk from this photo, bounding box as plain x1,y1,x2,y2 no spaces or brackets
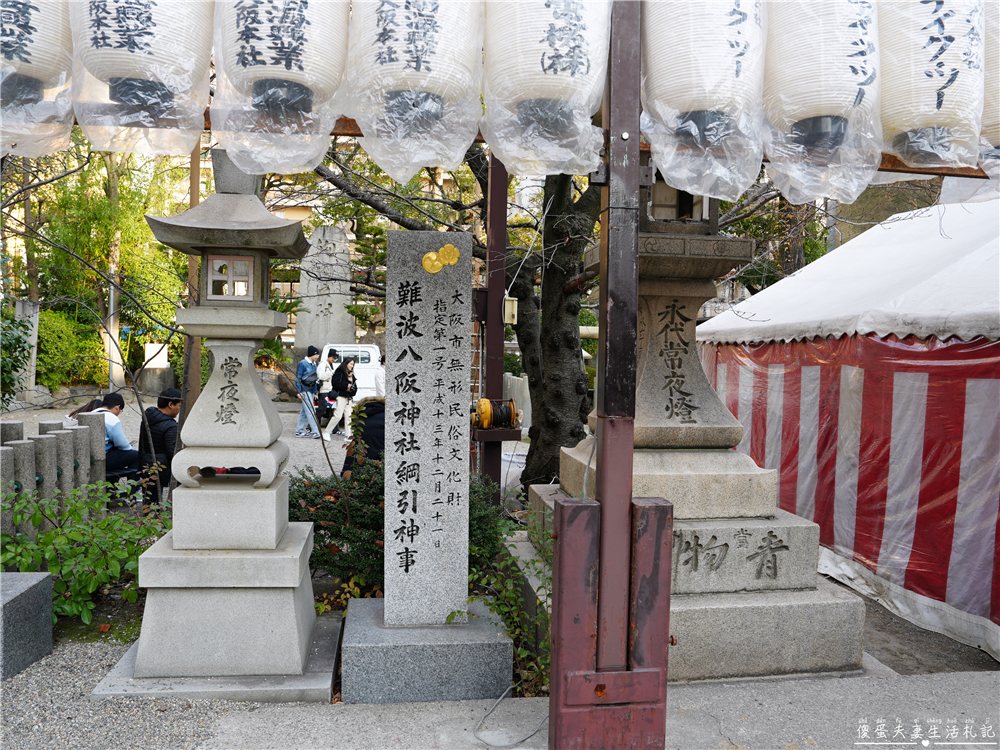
515,175,600,488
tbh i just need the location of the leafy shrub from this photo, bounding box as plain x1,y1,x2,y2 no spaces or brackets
0,483,171,624
0,311,32,409
503,352,523,377
35,309,79,390
168,338,211,389
288,464,510,588
75,331,110,387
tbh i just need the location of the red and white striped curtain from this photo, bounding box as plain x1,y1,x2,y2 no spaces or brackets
701,333,1000,638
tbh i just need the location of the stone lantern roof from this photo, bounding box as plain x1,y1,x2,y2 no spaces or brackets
145,149,308,261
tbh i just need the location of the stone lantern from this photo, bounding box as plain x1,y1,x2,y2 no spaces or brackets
120,149,325,691
558,161,864,681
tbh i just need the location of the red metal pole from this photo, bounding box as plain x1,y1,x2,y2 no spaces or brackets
482,154,508,504
595,0,641,673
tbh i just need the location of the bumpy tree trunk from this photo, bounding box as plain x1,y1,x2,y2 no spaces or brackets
512,175,601,488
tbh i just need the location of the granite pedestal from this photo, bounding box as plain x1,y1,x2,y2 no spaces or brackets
1,572,53,679
341,598,513,704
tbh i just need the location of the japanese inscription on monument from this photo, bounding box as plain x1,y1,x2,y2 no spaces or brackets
384,231,471,627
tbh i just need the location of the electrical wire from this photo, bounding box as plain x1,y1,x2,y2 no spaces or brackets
473,682,549,748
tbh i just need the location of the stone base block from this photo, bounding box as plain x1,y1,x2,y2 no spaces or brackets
1,572,52,679
133,566,316,678
139,524,312,588
341,598,513,704
527,484,558,539
672,510,820,595
92,613,339,703
172,475,289,550
560,440,776,520
668,576,865,681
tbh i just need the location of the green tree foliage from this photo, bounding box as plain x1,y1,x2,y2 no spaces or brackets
287,462,507,586
0,310,31,408
1,483,171,624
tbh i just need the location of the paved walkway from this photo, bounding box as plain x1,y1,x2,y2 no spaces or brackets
198,669,999,749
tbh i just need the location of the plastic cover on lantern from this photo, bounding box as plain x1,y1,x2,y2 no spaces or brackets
481,0,610,177
340,0,482,184
1,0,74,158
640,0,765,201
879,0,984,170
68,0,213,155
762,0,882,205
979,0,999,185
213,0,350,175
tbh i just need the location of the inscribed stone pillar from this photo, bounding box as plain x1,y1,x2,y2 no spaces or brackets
14,300,39,404
293,226,356,357
384,231,472,627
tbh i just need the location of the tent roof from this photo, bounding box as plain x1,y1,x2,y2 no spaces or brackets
697,200,1000,345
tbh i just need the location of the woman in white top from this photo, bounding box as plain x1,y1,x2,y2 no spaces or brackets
315,350,337,423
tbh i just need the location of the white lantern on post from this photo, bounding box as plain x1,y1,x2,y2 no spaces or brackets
68,0,214,155
341,0,482,184
1,0,73,157
641,0,765,200
879,0,984,168
213,0,350,174
762,0,882,204
482,0,611,177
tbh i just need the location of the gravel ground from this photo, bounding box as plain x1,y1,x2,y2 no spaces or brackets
0,639,262,750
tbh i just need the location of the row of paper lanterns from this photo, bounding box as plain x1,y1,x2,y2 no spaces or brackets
2,0,997,204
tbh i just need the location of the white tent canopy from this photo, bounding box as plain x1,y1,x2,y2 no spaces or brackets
698,200,1000,345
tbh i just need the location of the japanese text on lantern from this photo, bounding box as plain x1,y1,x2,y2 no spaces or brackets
215,355,242,426
89,0,157,54
375,0,440,70
540,0,590,77
845,0,876,106
234,0,310,71
657,299,698,424
1,0,37,63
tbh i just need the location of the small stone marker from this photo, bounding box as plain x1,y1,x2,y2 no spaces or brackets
384,231,472,627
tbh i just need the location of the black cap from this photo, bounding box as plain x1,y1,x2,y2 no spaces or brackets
307,345,320,357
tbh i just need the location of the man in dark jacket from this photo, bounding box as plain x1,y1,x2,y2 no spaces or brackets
341,397,385,478
139,388,182,509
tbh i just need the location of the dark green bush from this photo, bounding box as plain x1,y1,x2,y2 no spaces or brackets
1,311,32,409
503,352,523,377
1,483,171,624
35,309,79,390
288,464,510,587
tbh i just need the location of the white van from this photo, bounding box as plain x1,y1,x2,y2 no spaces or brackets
320,344,382,402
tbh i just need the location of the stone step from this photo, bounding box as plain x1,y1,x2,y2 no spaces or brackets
668,576,865,681
559,441,777,520
138,523,312,589
172,475,289,551
672,510,820,595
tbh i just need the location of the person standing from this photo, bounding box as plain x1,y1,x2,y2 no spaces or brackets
323,357,357,441
295,345,325,439
315,348,338,424
375,352,386,398
93,392,139,473
138,388,181,509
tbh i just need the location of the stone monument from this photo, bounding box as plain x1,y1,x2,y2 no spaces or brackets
92,150,336,702
554,186,864,681
340,231,512,704
293,225,356,357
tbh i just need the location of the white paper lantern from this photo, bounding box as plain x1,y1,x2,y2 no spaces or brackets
347,0,479,136
218,0,349,115
879,0,984,167
641,0,764,200
764,0,879,150
71,0,213,111
1,0,71,107
643,0,763,148
979,0,997,147
482,0,611,176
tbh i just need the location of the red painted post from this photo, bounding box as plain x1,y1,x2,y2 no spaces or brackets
595,0,641,673
549,495,672,749
481,154,508,505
